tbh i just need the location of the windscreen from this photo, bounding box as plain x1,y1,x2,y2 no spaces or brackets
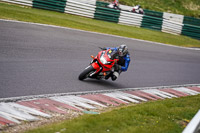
106,49,118,60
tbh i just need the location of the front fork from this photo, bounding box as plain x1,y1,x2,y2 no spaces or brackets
87,61,101,77
90,59,114,78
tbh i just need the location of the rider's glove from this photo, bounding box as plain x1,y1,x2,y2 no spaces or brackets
102,47,107,50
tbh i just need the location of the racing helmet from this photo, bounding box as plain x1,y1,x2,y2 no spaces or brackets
118,44,128,56
137,5,141,8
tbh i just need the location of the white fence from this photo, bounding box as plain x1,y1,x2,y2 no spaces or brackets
65,0,96,18
1,0,32,7
162,19,183,35
163,12,184,23
76,0,96,5
119,10,143,27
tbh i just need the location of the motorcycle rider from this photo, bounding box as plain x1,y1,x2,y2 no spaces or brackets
103,44,130,81
132,5,144,14
113,0,120,9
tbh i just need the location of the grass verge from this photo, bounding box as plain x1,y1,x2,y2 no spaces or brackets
0,2,200,48
25,94,200,133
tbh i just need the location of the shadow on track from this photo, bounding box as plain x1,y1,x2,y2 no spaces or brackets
80,79,126,89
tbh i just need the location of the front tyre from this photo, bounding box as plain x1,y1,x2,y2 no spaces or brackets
78,66,95,80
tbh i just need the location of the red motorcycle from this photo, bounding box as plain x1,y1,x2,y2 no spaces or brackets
79,48,119,80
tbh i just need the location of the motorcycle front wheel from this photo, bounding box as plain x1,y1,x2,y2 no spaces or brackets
78,65,95,80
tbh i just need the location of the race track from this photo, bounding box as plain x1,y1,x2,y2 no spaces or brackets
0,20,200,98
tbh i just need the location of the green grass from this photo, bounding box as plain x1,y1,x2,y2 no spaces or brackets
0,2,200,48
25,94,200,133
106,0,200,18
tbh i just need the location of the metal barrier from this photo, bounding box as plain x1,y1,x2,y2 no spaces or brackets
162,19,183,35
182,24,200,40
119,11,143,27
33,0,66,12
184,16,200,27
143,9,163,18
94,7,120,23
182,110,200,133
1,0,200,40
65,0,96,18
141,15,163,31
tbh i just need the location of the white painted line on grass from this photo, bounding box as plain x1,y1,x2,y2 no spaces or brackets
142,89,177,99
172,87,199,95
7,103,51,118
51,95,106,110
0,111,21,124
0,103,38,122
116,91,147,101
103,92,140,103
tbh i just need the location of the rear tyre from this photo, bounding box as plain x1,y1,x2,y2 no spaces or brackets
79,66,95,80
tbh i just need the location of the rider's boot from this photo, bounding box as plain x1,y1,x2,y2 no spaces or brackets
111,71,119,81
105,73,112,80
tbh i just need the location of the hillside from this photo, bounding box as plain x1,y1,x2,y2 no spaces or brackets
104,0,200,18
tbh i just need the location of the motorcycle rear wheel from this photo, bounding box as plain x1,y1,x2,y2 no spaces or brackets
79,66,95,80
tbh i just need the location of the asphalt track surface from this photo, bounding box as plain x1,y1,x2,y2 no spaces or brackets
0,20,200,98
